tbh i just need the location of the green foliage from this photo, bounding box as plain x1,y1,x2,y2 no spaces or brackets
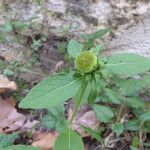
67,40,83,58
105,53,150,76
115,78,147,96
93,105,114,123
54,128,84,150
19,72,82,109
90,44,104,55
80,125,103,142
3,145,39,150
81,29,110,41
111,123,124,136
126,98,145,109
0,133,18,149
105,88,123,104
42,104,68,133
125,119,140,131
139,110,150,122
18,29,150,149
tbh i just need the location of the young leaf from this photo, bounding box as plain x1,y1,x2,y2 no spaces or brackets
105,88,122,104
3,145,39,150
80,125,103,143
125,119,140,131
54,128,84,150
116,78,146,96
105,53,150,76
19,73,82,109
131,136,140,149
90,44,104,55
139,110,150,122
81,29,110,41
126,98,146,109
111,123,124,136
67,40,83,58
13,21,26,31
42,104,68,133
93,104,114,123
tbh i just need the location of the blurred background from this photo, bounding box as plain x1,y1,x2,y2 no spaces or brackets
0,0,150,83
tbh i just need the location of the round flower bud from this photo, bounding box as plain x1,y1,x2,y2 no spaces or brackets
74,51,97,73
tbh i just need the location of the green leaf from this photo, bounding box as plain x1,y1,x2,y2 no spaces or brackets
54,128,84,150
81,29,110,41
111,123,124,136
125,119,140,131
126,98,145,109
116,78,146,96
0,133,18,149
139,110,150,122
3,145,39,150
80,125,103,143
143,75,150,88
13,21,26,31
105,88,122,104
130,146,138,150
3,69,14,76
93,104,114,123
42,114,56,129
42,104,68,133
19,73,82,109
0,61,5,70
105,53,150,76
131,136,140,148
1,22,13,33
90,44,104,55
144,121,150,131
67,40,83,58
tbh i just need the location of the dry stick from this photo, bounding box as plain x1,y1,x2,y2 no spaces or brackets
116,102,126,123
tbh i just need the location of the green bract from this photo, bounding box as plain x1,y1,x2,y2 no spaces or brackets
74,51,97,73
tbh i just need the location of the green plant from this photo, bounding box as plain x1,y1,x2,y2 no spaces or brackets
5,29,150,149
0,133,18,149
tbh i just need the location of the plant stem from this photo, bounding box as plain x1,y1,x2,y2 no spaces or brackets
116,102,126,123
69,79,87,125
139,122,144,150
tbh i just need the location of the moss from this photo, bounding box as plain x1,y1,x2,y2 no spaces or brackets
74,51,97,73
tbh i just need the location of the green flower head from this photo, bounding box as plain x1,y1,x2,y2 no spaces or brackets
75,51,97,73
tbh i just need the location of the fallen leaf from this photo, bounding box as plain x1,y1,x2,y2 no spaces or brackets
0,75,17,93
0,96,26,133
32,131,58,150
6,97,17,107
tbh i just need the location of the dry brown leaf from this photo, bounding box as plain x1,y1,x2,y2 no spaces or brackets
0,97,26,133
6,97,17,107
0,75,17,93
32,132,58,150
69,108,99,137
